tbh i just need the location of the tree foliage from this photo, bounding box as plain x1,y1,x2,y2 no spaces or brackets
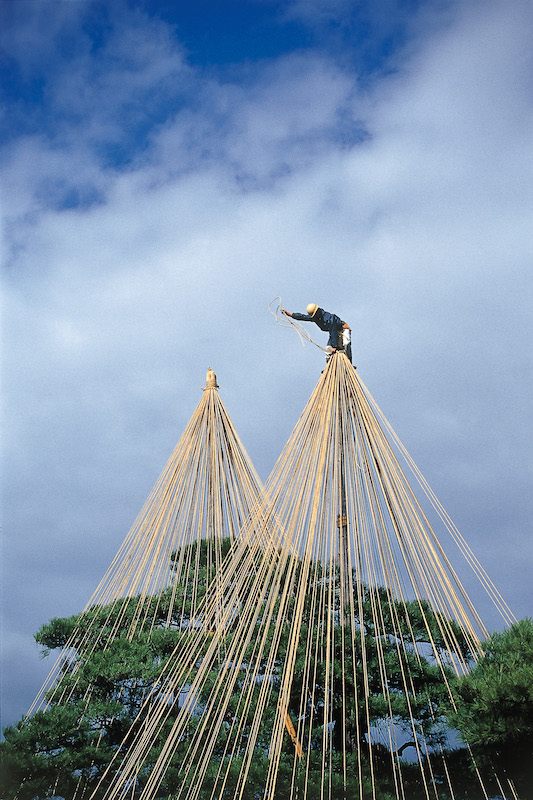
1,538,225,800
447,617,533,795
1,538,520,799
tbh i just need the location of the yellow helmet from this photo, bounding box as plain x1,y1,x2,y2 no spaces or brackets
306,303,318,317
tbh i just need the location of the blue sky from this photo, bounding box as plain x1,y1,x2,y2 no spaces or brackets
2,0,532,730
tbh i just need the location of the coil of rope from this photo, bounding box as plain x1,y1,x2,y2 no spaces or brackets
269,297,328,353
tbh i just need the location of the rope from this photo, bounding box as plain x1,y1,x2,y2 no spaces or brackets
87,354,512,800
269,297,328,353
20,356,515,800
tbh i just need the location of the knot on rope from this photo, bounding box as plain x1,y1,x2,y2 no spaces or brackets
202,367,219,391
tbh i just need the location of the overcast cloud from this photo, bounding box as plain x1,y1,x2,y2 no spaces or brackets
2,0,532,730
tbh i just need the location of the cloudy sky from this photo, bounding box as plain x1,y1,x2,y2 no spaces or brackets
2,0,532,730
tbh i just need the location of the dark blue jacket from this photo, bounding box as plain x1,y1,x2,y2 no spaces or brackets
291,308,343,348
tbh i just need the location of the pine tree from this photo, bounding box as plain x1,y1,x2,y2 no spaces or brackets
1,538,492,800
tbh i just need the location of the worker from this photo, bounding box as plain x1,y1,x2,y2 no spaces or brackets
282,304,352,364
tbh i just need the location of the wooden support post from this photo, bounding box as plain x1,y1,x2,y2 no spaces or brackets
279,703,304,759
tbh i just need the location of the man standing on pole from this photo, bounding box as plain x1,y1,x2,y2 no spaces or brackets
282,304,352,364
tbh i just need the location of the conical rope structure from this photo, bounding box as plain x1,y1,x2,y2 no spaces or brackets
24,371,265,724
89,353,517,800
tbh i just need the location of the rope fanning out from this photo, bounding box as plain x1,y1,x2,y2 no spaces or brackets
87,357,515,799
25,382,265,720
14,359,517,800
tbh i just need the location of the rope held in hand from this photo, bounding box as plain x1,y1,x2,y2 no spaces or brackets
268,297,328,353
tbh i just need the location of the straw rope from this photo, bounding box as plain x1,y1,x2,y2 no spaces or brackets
83,354,516,800
24,380,265,722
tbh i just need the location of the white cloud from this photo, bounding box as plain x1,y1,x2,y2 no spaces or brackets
0,1,86,70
